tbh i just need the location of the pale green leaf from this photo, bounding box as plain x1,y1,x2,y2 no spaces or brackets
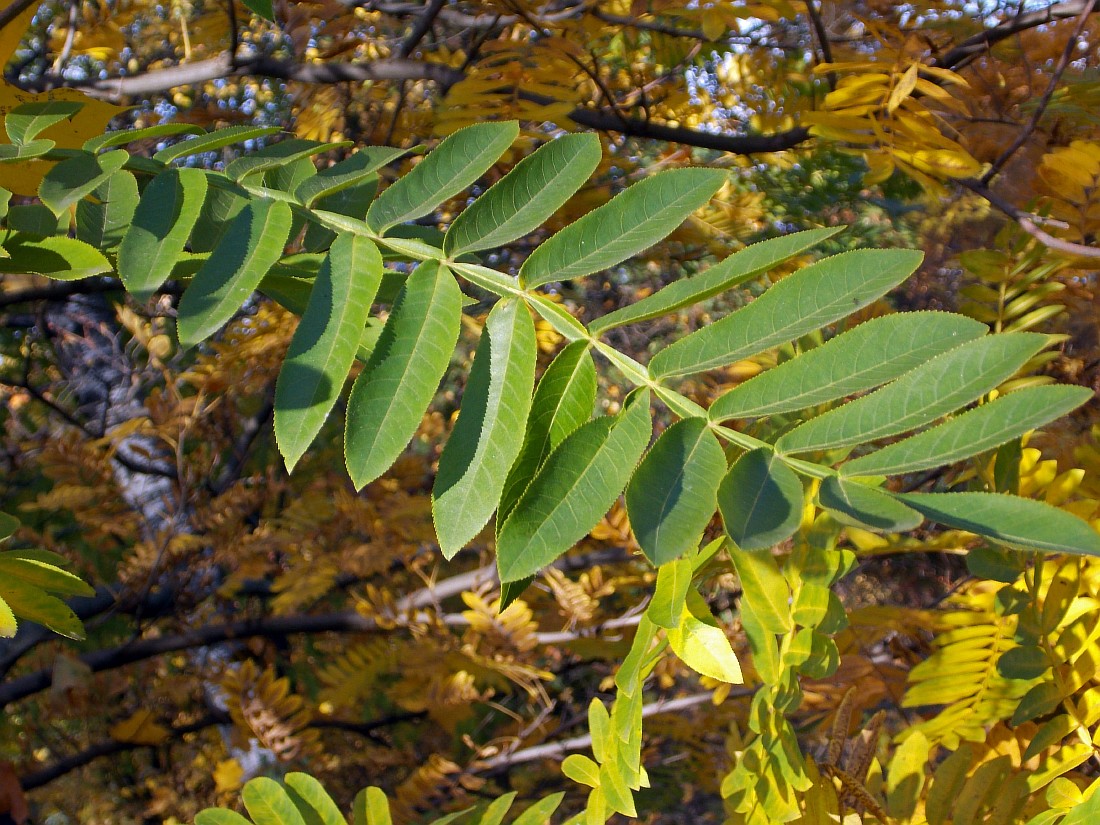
242,777,307,825
589,227,842,334
648,559,693,629
275,235,383,471
817,476,923,532
498,339,596,523
444,133,601,256
177,198,294,347
39,149,129,214
353,788,391,825
511,793,565,825
896,492,1100,556
284,774,348,825
709,311,987,421
433,299,536,557
195,810,253,825
842,385,1093,477
0,557,94,597
626,417,726,566
519,168,726,288
476,792,517,825
649,249,923,379
729,546,790,633
0,138,54,161
589,698,610,762
0,597,16,638
0,234,111,280
718,448,803,551
345,260,462,489
118,168,209,300
668,589,743,683
562,754,601,788
152,125,281,164
0,581,84,639
366,122,519,233
497,389,651,582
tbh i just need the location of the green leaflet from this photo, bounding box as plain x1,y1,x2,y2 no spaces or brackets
152,125,281,164
242,777,307,825
562,754,601,788
444,133,601,256
243,0,275,19
498,339,597,523
817,476,923,532
6,204,65,235
776,332,1049,455
195,810,252,825
38,149,129,214
729,546,791,633
84,122,204,153
118,168,209,301
190,176,247,253
5,100,84,144
355,787,392,825
296,146,407,207
345,260,462,490
649,248,923,379
739,597,781,684
0,234,111,280
625,417,726,566
709,311,987,421
648,558,694,629
366,121,519,233
896,492,1100,557
284,773,348,825
519,167,726,289
667,588,743,683
476,792,518,825
842,385,1093,477
451,261,527,299
718,448,803,551
0,512,17,539
177,198,294,347
76,170,139,250
0,138,54,161
274,235,383,472
589,227,842,334
225,138,349,182
303,179,380,253
512,794,564,825
433,299,536,558
0,556,95,598
0,580,85,640
496,389,651,582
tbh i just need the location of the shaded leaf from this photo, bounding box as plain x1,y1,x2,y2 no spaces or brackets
718,449,803,551
817,476,923,532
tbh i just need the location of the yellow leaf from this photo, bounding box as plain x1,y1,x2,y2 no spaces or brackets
0,596,15,638
213,758,245,793
0,4,36,67
701,8,726,41
887,63,920,115
108,709,171,745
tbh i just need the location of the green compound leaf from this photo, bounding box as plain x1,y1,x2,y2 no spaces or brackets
177,198,294,347
433,299,536,558
345,260,462,490
39,149,129,214
0,234,111,280
444,132,601,256
718,448,803,551
152,125,281,164
296,146,409,207
895,492,1100,556
118,168,209,301
709,311,987,421
589,227,842,334
520,167,726,289
76,169,139,250
842,385,1093,477
275,235,383,472
498,339,597,523
668,589,743,683
366,121,519,233
776,332,1048,455
497,389,651,582
625,417,726,566
817,476,923,532
6,100,83,144
649,248,923,379
242,777,307,825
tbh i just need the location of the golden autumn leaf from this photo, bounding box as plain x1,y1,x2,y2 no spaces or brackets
108,709,171,745
212,758,245,793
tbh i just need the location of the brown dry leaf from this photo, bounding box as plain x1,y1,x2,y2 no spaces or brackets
0,761,28,825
